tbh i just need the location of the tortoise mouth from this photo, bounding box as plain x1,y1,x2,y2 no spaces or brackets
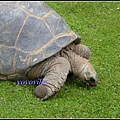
81,76,98,86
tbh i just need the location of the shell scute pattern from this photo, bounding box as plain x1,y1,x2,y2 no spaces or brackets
0,1,80,80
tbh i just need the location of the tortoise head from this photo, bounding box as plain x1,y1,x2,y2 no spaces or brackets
78,61,98,86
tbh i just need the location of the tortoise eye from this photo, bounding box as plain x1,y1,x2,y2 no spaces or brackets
90,77,95,83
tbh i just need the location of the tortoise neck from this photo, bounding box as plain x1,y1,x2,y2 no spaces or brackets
59,47,89,76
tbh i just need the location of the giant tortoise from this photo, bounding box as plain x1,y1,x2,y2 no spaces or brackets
0,1,98,100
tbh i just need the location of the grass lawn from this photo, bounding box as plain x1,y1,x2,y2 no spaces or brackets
0,1,120,118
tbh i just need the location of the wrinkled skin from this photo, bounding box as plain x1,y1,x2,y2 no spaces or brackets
26,43,98,101
60,43,98,86
78,62,98,86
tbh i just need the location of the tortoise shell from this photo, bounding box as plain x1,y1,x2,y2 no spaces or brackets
0,1,81,80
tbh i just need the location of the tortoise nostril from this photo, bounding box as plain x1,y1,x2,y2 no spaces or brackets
90,77,95,82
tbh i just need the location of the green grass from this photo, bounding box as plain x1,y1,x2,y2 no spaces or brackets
0,2,120,118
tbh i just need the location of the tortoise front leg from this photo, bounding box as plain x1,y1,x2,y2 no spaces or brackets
60,48,98,86
73,44,91,60
26,56,70,101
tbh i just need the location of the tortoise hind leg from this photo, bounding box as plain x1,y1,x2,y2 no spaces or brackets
26,56,70,101
73,44,91,60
